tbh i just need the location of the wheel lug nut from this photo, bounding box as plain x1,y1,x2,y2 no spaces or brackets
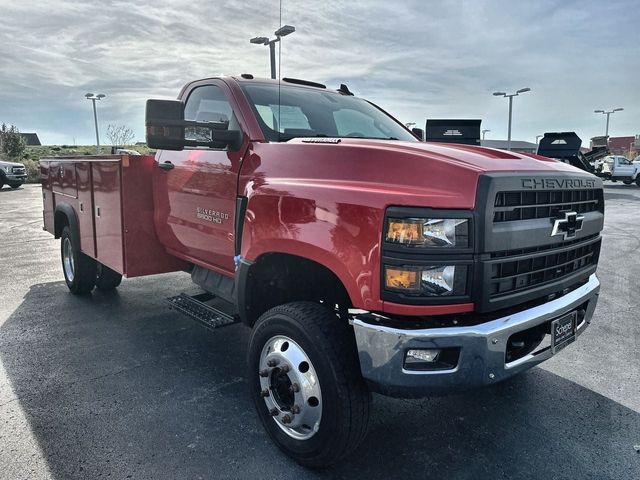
269,408,279,416
291,405,300,414
281,364,290,373
259,369,270,378
282,414,292,424
289,383,300,393
260,388,270,397
267,358,279,367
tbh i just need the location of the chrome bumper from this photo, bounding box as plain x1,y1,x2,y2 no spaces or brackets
351,274,600,398
5,173,26,182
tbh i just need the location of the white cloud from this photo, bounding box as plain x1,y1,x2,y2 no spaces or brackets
0,0,637,144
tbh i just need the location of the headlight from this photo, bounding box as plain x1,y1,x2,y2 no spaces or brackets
384,265,468,296
386,218,469,247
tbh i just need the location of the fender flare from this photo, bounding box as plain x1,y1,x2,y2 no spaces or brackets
54,203,81,248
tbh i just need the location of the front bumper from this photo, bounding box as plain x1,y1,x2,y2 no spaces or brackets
351,274,600,397
5,173,27,183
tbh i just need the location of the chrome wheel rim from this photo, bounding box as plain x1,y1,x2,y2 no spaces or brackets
259,335,322,440
62,237,75,282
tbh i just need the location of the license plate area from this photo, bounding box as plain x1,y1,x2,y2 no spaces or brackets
551,311,577,354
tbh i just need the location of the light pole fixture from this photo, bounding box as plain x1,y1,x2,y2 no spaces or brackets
493,87,531,151
594,108,623,138
405,122,416,129
250,25,296,79
536,134,543,143
482,129,491,140
85,93,105,154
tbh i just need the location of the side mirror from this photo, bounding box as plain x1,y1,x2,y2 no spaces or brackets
145,99,242,151
412,127,424,141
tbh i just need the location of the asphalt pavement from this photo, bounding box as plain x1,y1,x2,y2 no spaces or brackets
0,183,639,480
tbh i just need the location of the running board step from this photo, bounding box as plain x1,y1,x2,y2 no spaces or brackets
166,293,239,331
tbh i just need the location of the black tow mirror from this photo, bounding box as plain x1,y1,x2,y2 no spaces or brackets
145,99,242,151
146,100,185,150
412,127,424,141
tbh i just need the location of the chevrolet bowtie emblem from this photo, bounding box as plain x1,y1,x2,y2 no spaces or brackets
551,211,584,240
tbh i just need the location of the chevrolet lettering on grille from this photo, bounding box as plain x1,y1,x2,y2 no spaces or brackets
551,211,584,240
521,178,596,189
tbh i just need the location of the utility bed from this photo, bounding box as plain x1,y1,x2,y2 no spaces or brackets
41,155,187,277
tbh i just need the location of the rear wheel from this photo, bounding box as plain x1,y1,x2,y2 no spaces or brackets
248,301,370,468
623,179,633,185
636,176,640,187
61,225,96,294
95,263,122,291
9,184,21,189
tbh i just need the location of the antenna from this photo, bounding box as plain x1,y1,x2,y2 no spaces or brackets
277,0,282,142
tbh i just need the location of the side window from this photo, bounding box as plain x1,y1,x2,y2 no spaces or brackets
185,85,233,123
184,85,239,147
333,109,388,138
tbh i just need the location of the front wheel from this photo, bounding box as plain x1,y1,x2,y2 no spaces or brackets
61,226,96,294
636,176,640,187
623,179,633,185
247,302,370,468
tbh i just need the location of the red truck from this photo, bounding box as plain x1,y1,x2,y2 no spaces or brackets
41,76,603,467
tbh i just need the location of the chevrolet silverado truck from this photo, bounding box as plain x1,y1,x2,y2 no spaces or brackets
0,159,27,189
41,76,603,467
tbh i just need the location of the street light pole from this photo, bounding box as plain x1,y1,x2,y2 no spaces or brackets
594,108,623,138
493,88,531,151
250,25,296,79
536,134,543,143
85,93,105,154
269,41,276,79
482,129,490,140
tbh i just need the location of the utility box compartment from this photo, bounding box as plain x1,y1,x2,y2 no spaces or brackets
41,155,187,278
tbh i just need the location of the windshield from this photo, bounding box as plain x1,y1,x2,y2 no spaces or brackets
241,83,417,142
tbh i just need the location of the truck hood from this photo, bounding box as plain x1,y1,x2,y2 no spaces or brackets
298,138,581,174
245,138,595,211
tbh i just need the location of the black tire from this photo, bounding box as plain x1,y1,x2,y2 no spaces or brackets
61,225,96,294
623,179,633,185
8,183,21,189
247,301,370,468
636,177,640,187
95,263,122,291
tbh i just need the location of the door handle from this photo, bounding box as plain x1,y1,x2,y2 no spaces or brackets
158,161,175,171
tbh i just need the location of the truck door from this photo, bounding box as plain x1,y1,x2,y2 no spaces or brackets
152,81,247,274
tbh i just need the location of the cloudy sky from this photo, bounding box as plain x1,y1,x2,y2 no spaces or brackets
0,0,638,145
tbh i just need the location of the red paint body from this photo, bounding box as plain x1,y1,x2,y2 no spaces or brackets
41,155,187,277
42,77,582,316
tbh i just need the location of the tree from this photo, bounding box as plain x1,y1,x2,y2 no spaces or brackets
106,124,135,146
0,123,26,158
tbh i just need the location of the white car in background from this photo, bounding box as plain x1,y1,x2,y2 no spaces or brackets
601,155,640,185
